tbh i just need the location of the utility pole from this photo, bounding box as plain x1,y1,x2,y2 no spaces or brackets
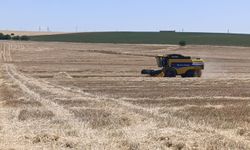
39,26,41,32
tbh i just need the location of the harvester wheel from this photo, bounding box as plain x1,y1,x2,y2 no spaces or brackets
181,74,186,78
195,70,202,77
184,70,195,77
164,68,177,77
182,70,202,78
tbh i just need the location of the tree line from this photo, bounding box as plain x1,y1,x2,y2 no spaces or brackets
0,33,30,41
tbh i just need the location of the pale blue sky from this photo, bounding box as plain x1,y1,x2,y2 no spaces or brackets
1,0,250,33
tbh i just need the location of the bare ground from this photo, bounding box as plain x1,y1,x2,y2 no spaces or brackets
0,41,250,149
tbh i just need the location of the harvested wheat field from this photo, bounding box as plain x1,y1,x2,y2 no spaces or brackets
0,41,250,149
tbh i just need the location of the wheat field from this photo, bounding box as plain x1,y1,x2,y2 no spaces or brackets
0,41,250,149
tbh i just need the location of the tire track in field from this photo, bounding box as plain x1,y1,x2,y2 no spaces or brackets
122,96,250,101
106,95,250,147
1,42,80,122
85,49,156,57
0,43,6,62
0,43,12,62
7,43,12,62
83,45,182,58
5,64,77,121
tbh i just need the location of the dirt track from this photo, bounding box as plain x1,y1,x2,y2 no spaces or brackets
1,41,250,149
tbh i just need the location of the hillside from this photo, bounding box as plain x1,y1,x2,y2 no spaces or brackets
30,31,250,46
0,30,63,36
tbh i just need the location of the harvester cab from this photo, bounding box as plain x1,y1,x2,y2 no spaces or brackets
142,54,204,77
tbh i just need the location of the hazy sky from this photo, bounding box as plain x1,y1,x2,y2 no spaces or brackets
1,0,250,33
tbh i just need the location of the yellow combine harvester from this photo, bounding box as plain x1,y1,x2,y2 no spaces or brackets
141,54,204,77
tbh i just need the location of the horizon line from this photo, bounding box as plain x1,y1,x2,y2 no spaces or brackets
1,29,250,35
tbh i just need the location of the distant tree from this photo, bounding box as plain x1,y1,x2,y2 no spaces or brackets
20,35,30,41
0,33,4,40
3,34,11,40
179,40,186,46
11,33,15,36
12,36,20,40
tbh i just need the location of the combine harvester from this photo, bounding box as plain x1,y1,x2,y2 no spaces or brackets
142,54,204,77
